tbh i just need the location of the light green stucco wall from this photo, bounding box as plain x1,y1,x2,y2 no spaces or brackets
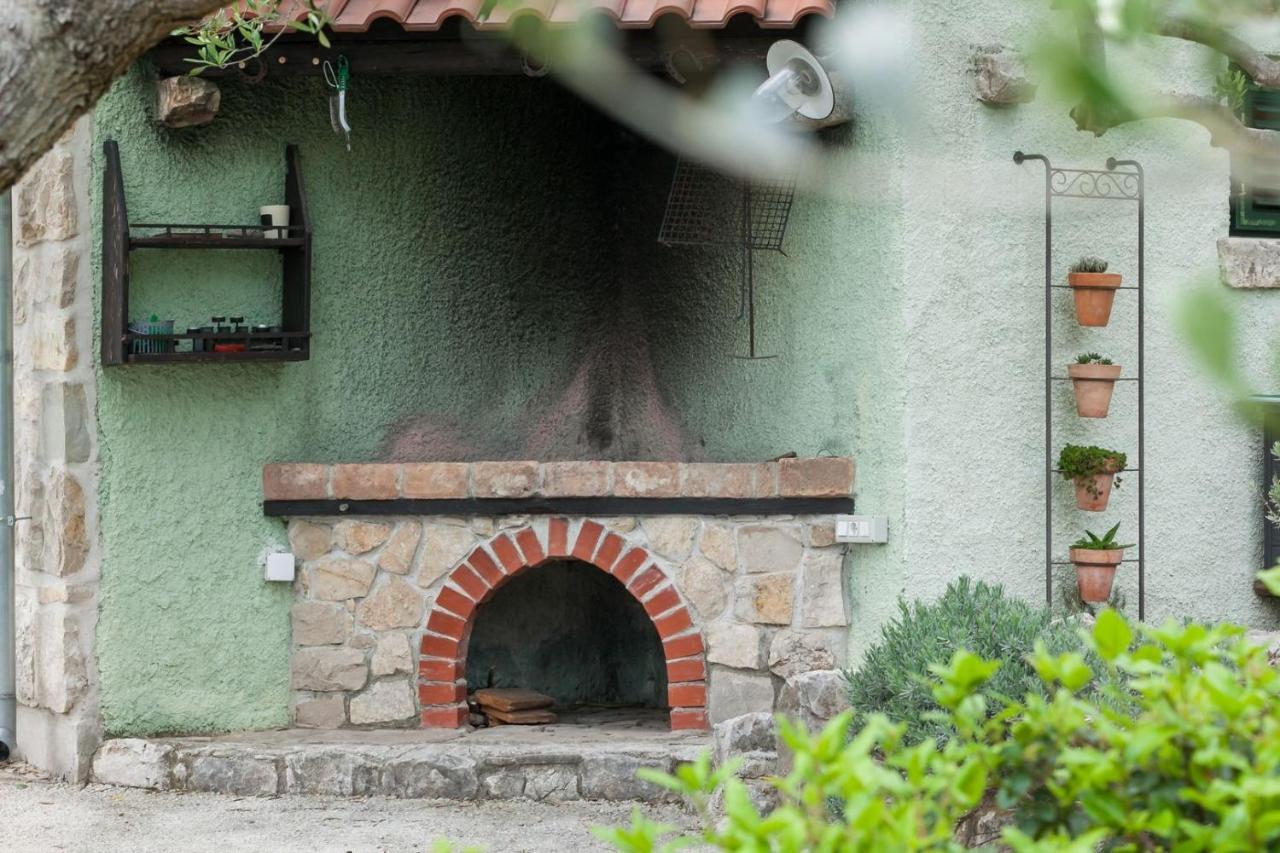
90,65,887,735
89,4,1280,735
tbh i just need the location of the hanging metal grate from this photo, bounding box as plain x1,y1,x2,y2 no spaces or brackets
658,157,797,359
658,158,796,251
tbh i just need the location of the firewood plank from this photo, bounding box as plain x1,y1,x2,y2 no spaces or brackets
485,707,558,725
473,688,555,712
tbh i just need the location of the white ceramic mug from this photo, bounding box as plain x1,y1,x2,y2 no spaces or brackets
260,204,290,239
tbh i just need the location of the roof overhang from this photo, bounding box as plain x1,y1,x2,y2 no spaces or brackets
147,2,831,78
280,0,832,32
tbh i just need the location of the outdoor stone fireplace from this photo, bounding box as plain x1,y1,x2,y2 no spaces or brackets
263,458,854,732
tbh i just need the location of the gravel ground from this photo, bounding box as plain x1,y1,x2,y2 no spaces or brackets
0,768,695,853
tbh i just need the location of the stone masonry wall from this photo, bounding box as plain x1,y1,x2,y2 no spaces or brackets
286,514,849,730
10,117,102,779
271,459,855,731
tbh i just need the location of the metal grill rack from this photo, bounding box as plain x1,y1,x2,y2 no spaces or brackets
658,157,796,359
1014,151,1146,621
658,159,795,249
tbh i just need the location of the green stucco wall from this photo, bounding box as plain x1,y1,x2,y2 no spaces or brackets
89,4,1280,736
90,65,885,735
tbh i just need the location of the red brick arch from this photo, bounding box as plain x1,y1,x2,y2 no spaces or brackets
417,518,709,731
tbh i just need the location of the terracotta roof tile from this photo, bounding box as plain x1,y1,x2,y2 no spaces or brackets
271,0,830,31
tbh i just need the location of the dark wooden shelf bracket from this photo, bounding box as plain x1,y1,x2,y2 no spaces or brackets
101,139,313,365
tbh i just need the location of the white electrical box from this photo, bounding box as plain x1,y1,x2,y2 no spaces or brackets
265,552,296,582
835,515,888,544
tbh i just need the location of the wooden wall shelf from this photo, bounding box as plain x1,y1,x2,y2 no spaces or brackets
101,140,313,365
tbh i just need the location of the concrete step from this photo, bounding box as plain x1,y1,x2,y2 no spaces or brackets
90,723,710,803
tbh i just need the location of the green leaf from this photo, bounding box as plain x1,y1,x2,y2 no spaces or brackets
952,758,988,808
1177,285,1246,395
722,782,761,830
1057,653,1094,691
1079,789,1127,827
1258,566,1280,596
1093,609,1132,661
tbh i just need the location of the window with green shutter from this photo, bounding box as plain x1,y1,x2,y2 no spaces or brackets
1232,84,1280,234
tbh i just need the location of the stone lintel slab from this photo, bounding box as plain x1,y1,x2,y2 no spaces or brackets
263,459,855,506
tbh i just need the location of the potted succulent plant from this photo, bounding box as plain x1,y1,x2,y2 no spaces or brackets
1068,352,1122,418
1058,444,1126,511
1068,257,1122,327
1070,523,1133,603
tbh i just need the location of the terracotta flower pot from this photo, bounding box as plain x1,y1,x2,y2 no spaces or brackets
1068,362,1122,418
1070,547,1125,603
1068,272,1122,327
1073,472,1116,511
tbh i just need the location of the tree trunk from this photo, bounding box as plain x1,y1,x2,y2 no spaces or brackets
0,0,226,192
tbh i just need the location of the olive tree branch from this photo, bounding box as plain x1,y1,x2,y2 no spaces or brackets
1155,14,1280,89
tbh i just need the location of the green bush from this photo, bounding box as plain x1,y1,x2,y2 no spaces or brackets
1056,443,1126,480
601,611,1280,851
844,577,1086,745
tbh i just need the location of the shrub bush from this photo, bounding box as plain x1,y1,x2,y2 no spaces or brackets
845,577,1086,745
601,611,1280,851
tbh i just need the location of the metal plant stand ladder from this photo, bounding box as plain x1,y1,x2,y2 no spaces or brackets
1014,152,1146,620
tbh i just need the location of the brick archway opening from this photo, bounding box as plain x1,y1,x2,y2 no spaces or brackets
418,518,709,730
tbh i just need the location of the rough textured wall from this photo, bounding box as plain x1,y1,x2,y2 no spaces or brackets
91,66,874,735
876,1,1280,635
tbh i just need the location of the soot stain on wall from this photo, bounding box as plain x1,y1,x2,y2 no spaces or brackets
377,94,745,462
465,561,667,708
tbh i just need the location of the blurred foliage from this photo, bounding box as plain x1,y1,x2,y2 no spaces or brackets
600,610,1280,851
1216,67,1250,113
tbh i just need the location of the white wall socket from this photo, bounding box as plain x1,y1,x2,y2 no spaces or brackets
265,552,296,582
835,514,888,544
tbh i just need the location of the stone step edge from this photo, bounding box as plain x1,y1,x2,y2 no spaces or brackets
91,737,710,802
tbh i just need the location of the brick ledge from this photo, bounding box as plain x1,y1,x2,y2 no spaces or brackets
263,458,855,502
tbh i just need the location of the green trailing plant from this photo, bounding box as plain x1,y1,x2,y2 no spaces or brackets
843,577,1090,747
1071,522,1133,551
1058,443,1126,498
1074,352,1113,365
1215,67,1249,115
1070,256,1109,274
1267,441,1280,532
173,1,332,75
601,608,1280,851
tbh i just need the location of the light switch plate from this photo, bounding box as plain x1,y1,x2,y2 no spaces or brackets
835,514,888,544
265,552,296,582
